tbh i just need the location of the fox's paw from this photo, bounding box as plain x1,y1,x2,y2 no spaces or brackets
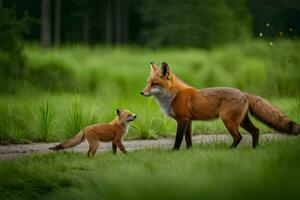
171,147,179,151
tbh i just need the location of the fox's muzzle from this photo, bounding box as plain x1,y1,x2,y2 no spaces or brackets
127,114,137,121
140,91,152,97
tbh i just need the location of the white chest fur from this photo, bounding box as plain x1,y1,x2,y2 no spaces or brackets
123,124,129,135
154,93,176,118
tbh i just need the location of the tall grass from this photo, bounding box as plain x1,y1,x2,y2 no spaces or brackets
0,40,300,143
295,94,300,122
0,104,29,144
66,97,84,137
0,94,299,143
22,40,300,97
0,109,11,144
35,101,55,142
131,100,159,139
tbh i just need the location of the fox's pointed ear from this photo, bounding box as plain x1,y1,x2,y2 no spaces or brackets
160,62,171,79
116,109,121,116
150,62,158,73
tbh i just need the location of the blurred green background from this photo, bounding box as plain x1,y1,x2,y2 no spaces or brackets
0,0,299,143
1,2,300,200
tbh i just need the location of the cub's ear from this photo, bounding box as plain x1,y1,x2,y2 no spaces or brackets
160,62,171,79
116,109,121,116
150,62,159,73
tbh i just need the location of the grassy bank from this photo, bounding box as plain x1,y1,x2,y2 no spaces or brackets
0,139,300,200
0,94,299,144
0,40,300,143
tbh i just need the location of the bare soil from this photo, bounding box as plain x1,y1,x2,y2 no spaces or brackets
0,134,295,160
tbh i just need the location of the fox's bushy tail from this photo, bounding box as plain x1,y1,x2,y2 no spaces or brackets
246,93,300,135
50,130,85,150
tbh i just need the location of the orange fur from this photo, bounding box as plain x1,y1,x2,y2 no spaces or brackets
50,109,137,156
141,62,299,149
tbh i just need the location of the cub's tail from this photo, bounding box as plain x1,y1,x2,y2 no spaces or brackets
246,93,300,135
49,130,85,151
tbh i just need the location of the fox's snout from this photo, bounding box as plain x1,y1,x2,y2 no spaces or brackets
140,91,151,96
140,89,151,97
127,114,137,121
131,114,137,120
140,91,152,97
140,84,155,97
140,81,153,97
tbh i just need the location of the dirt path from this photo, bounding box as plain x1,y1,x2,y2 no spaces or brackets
0,134,296,160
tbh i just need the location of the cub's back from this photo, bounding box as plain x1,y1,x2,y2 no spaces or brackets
84,124,116,142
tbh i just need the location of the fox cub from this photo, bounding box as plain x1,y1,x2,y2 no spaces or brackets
50,109,137,156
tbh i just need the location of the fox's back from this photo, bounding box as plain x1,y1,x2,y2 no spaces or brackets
199,87,246,99
172,87,247,120
84,124,116,142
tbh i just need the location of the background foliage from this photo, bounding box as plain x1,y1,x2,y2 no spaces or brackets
0,0,299,143
2,0,299,47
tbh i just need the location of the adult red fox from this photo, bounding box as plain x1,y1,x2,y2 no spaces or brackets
141,62,300,149
50,109,137,156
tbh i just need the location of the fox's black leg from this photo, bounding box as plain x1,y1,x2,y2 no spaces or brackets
112,142,117,154
185,121,192,148
173,119,189,150
241,114,259,148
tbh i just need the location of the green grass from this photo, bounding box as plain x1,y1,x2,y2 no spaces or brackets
66,97,84,137
22,40,300,97
0,93,299,143
0,40,300,143
35,101,55,142
0,140,300,200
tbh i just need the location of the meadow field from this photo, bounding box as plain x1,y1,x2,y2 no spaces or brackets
0,139,300,200
1,1,300,200
0,40,300,143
